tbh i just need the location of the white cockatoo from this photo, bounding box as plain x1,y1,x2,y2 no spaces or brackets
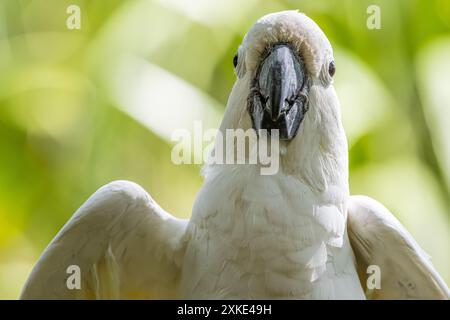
21,10,449,300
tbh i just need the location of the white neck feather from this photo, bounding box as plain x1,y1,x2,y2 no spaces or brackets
204,76,349,198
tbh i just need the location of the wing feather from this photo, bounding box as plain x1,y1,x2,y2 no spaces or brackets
348,195,450,299
20,180,188,299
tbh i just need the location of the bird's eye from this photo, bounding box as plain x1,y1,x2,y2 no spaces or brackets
328,61,336,77
233,53,238,68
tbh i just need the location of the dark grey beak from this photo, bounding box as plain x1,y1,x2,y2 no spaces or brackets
249,44,309,140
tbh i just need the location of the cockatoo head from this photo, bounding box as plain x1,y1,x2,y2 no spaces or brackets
218,10,348,189
240,11,335,141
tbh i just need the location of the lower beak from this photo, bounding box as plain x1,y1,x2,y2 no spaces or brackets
249,44,309,140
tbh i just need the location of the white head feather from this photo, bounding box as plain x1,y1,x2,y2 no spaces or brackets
208,10,349,195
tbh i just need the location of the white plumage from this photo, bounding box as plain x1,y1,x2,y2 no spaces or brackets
21,10,449,300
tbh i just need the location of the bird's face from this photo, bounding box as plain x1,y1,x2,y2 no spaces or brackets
228,11,338,143
217,11,348,188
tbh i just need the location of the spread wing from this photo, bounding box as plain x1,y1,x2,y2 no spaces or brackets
347,195,450,299
20,180,188,299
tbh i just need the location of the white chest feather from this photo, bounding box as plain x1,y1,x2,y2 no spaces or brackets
179,165,364,299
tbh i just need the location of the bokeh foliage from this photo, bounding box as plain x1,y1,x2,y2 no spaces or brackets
0,0,449,299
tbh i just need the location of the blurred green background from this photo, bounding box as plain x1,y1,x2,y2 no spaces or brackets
0,0,449,299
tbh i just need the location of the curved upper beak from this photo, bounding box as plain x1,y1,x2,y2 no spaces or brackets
249,44,309,140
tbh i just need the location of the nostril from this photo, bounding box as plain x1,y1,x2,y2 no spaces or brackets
286,98,294,106
283,95,298,112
